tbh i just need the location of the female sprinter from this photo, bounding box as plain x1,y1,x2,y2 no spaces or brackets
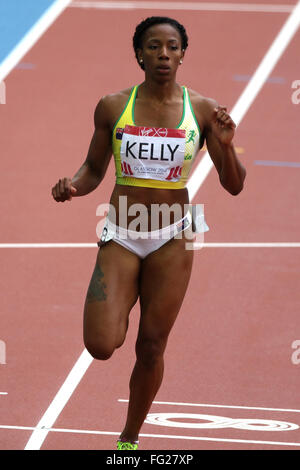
51,17,246,450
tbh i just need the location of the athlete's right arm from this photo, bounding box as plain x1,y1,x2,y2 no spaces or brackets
51,97,112,202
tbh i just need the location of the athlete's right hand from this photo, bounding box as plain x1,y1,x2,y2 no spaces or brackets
51,178,77,202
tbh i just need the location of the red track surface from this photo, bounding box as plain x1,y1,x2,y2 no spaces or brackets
1,0,300,450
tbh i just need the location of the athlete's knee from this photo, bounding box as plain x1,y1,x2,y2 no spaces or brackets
135,335,166,368
84,339,115,361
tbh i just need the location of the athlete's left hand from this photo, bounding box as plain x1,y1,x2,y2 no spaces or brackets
212,106,236,145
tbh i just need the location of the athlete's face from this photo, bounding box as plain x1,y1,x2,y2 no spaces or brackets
138,23,184,78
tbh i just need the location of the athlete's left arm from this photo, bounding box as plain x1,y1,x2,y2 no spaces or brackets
203,99,246,195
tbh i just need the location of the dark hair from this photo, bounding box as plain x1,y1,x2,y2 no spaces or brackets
133,16,189,70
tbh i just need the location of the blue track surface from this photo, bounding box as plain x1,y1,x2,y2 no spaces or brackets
0,0,57,64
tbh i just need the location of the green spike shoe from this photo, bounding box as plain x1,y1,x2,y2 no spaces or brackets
117,439,139,450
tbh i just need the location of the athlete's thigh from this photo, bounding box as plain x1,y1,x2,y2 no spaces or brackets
83,240,141,352
138,231,194,340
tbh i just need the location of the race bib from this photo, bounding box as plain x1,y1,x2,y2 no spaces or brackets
120,125,186,181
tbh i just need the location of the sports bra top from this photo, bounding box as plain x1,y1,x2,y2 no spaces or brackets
111,85,203,189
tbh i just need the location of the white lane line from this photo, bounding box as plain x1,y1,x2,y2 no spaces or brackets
70,2,294,13
0,243,96,248
0,392,8,395
194,243,300,248
0,0,72,83
24,349,93,450
3,424,300,447
1,243,300,248
119,399,300,414
23,1,300,451
187,0,300,200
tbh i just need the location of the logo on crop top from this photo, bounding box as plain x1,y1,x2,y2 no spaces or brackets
140,127,168,138
187,130,196,144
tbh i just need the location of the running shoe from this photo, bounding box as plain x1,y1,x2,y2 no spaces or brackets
117,439,139,450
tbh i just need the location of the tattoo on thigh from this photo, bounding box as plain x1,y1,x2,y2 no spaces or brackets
86,262,107,303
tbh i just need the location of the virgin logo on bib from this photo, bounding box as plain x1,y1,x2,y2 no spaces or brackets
120,125,186,181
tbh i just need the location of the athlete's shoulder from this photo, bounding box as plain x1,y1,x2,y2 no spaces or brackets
94,86,135,129
187,88,218,113
186,88,219,129
101,87,134,107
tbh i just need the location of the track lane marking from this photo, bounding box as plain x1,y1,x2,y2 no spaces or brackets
187,0,300,199
24,349,93,450
70,2,295,13
3,424,300,447
118,399,300,414
24,0,300,450
0,0,72,83
1,243,300,248
255,160,300,167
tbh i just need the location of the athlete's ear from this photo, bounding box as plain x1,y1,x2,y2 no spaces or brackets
180,49,185,64
137,48,143,64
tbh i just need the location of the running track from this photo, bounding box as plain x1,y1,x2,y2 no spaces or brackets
1,0,300,450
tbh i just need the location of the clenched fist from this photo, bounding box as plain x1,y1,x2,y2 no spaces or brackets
51,177,77,202
212,105,236,146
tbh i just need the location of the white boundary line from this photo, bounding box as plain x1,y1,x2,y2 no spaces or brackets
24,2,300,450
0,0,72,83
119,399,300,414
24,349,93,449
3,424,300,447
0,243,96,248
0,242,300,248
194,242,300,248
187,0,300,199
70,1,294,13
